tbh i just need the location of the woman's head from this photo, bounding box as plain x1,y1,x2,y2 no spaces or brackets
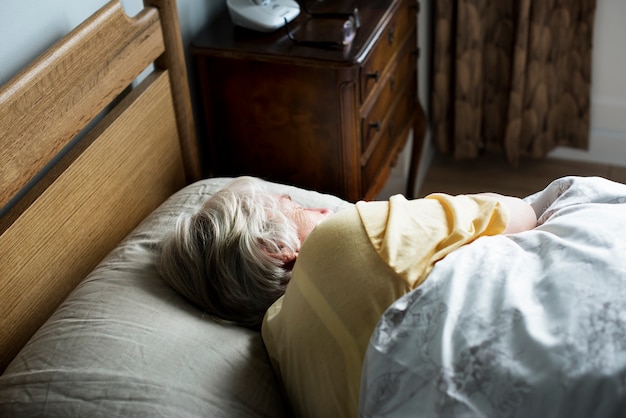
157,177,332,328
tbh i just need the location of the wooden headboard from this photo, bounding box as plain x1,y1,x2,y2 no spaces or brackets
0,0,200,372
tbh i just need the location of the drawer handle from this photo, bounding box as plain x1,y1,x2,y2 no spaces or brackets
369,121,381,132
388,25,395,44
367,70,381,82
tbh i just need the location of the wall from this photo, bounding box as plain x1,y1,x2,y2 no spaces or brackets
0,0,224,86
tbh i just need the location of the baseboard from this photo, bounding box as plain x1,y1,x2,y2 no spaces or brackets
548,128,626,168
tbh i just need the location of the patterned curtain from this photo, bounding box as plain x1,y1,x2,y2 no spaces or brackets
431,0,597,164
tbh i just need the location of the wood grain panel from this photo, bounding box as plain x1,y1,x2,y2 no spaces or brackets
0,1,165,210
0,71,186,371
145,0,201,182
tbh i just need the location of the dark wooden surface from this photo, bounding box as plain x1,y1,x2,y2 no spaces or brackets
192,0,424,202
419,154,626,198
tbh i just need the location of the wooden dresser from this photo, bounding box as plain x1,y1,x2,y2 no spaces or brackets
192,0,425,201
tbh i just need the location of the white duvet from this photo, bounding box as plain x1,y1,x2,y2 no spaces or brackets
360,176,626,417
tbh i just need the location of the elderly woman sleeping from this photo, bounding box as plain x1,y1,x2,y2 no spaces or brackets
157,176,537,417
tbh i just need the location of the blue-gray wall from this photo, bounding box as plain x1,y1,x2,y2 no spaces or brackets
0,0,225,86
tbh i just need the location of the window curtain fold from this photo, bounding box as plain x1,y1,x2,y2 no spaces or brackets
431,0,597,165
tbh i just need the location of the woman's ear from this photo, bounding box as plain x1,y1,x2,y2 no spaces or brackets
260,239,299,266
269,247,298,265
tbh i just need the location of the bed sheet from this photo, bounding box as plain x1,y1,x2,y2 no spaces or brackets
360,176,626,417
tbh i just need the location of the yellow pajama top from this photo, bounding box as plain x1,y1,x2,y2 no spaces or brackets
262,194,509,418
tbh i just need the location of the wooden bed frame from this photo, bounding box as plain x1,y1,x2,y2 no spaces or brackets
0,0,200,372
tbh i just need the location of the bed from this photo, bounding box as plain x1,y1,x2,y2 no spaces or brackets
0,0,310,416
1,1,626,417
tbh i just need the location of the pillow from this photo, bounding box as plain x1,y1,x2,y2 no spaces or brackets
0,177,353,417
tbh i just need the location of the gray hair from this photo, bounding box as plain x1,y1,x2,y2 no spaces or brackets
157,177,300,328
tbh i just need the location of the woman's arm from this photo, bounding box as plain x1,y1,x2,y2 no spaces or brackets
474,193,537,234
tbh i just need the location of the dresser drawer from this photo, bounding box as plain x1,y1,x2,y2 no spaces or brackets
360,0,417,102
361,78,417,196
192,0,424,201
361,33,417,154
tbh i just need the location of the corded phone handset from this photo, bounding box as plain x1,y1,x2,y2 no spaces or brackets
226,0,301,32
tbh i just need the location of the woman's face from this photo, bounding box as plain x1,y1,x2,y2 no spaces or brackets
277,195,333,244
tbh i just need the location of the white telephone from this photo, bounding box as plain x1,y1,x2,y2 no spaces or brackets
226,0,301,32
